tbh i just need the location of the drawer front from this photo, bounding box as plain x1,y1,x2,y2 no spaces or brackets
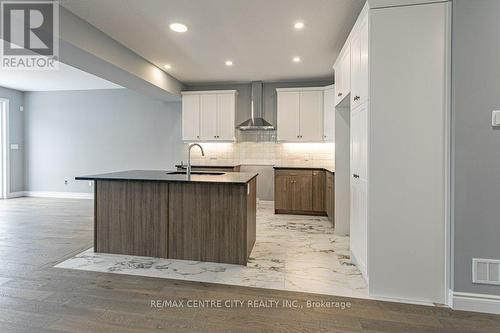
275,169,313,177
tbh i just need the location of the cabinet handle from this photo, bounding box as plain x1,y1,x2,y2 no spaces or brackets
353,174,360,179
196,135,200,139
354,96,360,101
338,93,343,97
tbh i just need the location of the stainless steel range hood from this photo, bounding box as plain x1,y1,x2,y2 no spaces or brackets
238,81,275,131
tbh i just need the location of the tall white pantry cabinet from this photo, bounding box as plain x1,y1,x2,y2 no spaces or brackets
334,0,451,305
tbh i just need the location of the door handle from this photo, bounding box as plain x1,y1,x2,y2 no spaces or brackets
338,92,343,97
353,174,360,179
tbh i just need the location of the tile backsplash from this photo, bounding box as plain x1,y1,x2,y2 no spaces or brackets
183,142,335,168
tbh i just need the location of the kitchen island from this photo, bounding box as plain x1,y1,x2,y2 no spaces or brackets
76,170,257,265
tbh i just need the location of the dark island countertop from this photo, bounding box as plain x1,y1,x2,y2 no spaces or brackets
76,170,258,184
273,165,335,174
175,164,241,169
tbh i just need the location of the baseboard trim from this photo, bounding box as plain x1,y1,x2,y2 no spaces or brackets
350,250,369,284
26,191,93,200
452,292,500,314
369,294,435,307
7,191,27,198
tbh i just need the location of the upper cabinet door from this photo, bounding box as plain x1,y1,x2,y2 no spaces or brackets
351,15,369,108
182,94,200,141
341,45,351,98
351,31,361,106
217,93,236,141
299,90,324,142
359,15,369,106
277,91,300,141
199,94,218,140
335,44,351,106
323,87,335,142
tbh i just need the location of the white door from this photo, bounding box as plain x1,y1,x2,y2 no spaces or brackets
334,63,343,106
217,93,235,141
299,90,323,141
323,87,335,142
350,31,361,106
199,94,218,140
359,15,369,105
350,103,368,276
277,91,300,141
182,94,200,141
341,45,351,98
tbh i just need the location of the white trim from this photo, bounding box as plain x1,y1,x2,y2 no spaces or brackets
26,191,93,199
275,86,325,92
351,250,368,284
452,292,500,315
370,294,435,307
443,0,453,307
7,191,26,198
0,98,9,199
181,90,238,95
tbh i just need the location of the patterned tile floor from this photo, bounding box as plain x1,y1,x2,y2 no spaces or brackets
56,201,368,298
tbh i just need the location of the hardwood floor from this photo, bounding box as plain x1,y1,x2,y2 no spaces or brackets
0,197,499,332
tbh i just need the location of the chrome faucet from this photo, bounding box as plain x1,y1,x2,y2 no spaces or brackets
187,143,205,179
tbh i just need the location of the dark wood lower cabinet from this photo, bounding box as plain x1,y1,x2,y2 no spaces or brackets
94,178,256,265
326,172,335,223
275,168,333,216
168,179,256,265
95,180,169,258
312,170,326,212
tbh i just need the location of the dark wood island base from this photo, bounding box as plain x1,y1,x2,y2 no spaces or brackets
79,170,257,265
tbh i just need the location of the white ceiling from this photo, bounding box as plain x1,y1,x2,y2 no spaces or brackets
61,0,365,84
0,61,123,92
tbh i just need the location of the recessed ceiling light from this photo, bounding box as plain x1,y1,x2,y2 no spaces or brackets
225,60,233,66
169,22,188,33
164,64,172,69
293,56,301,63
294,21,305,30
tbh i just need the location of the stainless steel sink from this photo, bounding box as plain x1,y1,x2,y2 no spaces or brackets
167,171,225,176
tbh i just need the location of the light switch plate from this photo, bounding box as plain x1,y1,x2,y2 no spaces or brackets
19,106,24,112
492,110,500,126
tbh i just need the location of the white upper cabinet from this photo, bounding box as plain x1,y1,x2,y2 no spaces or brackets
277,91,300,141
323,86,335,142
277,87,324,142
182,94,200,141
199,94,218,140
181,90,237,141
351,14,369,107
300,90,324,142
335,45,351,106
216,93,236,141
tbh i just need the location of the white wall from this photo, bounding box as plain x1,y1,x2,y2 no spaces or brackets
368,2,450,304
24,89,183,193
